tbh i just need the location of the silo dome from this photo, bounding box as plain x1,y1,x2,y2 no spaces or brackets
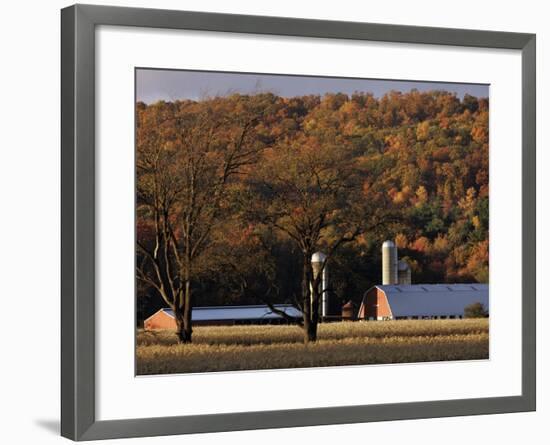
398,259,412,285
382,240,396,248
311,252,327,263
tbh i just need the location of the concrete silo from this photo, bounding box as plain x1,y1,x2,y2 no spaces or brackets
311,252,329,319
382,240,398,285
398,259,412,285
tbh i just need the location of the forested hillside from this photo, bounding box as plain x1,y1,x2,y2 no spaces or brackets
136,90,489,320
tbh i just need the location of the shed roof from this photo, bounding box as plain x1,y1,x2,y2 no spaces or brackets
156,304,302,322
371,284,488,317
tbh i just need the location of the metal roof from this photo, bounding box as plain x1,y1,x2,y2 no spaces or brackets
374,284,488,317
159,304,302,322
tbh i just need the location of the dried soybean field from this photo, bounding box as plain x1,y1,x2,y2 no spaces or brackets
136,319,489,375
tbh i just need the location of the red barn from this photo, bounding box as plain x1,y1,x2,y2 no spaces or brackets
358,284,488,320
143,308,176,330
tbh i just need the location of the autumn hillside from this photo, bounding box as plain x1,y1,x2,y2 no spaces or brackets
136,90,488,320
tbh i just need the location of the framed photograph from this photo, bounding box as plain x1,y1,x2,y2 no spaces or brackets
61,4,536,441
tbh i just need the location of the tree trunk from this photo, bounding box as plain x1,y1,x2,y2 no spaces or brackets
175,279,193,343
182,279,193,342
174,307,188,343
305,318,317,343
310,286,320,342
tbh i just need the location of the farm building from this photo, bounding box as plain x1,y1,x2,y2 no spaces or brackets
358,284,488,320
144,304,302,329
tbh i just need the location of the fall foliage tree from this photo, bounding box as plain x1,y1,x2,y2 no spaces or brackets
246,98,397,343
136,89,490,340
136,95,274,342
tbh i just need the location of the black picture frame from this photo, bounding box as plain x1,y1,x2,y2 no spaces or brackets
61,4,536,441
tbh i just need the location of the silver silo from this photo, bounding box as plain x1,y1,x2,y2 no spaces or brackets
382,240,398,285
398,259,412,285
311,252,329,319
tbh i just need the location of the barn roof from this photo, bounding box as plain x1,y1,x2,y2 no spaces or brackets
158,304,302,322
372,284,488,317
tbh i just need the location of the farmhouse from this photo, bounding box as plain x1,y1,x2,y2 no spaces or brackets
144,304,302,329
358,284,488,320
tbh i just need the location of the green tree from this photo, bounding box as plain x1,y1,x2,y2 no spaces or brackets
464,302,488,318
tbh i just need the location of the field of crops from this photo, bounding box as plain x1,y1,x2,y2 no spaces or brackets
136,319,489,375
